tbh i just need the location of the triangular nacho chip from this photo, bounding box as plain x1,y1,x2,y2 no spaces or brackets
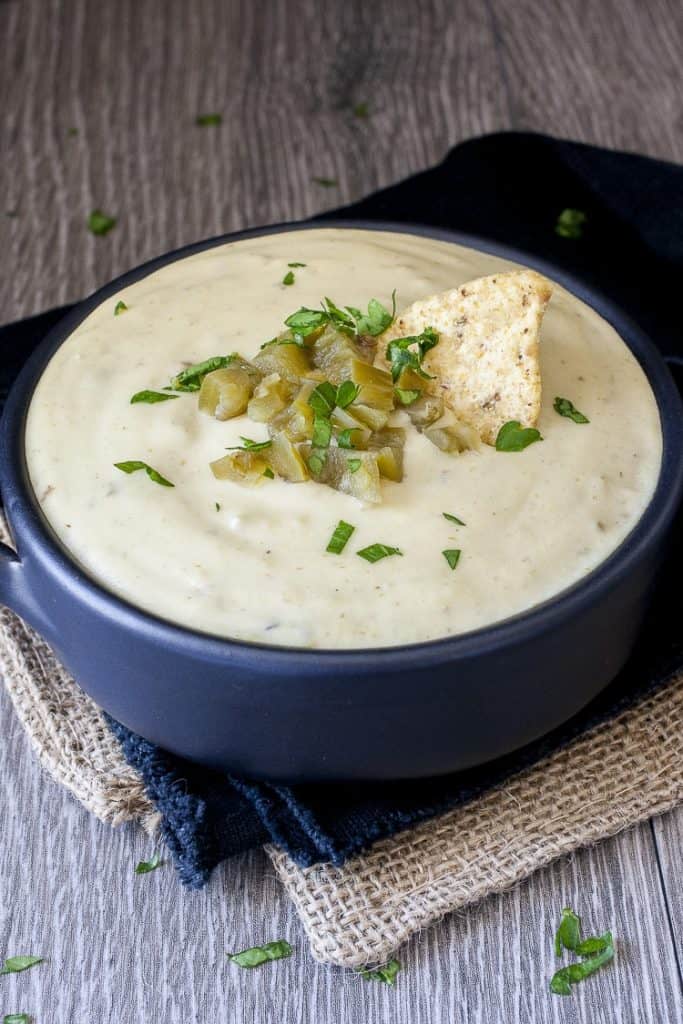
382,270,552,445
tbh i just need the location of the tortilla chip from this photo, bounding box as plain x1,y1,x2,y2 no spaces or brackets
382,270,552,445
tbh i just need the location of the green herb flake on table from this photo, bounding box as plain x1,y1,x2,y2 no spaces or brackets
87,209,116,236
0,957,43,976
228,940,293,969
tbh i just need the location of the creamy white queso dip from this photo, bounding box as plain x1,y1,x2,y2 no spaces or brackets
25,229,662,648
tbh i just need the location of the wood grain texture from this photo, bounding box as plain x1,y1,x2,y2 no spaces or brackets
1,684,682,1024
1,0,683,1020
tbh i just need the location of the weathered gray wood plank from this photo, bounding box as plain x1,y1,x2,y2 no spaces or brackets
1,683,681,1023
652,808,683,982
0,0,506,322
490,0,683,162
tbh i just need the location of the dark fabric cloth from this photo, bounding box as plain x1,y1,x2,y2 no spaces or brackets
2,132,682,887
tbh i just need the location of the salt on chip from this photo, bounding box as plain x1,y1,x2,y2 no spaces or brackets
382,270,552,445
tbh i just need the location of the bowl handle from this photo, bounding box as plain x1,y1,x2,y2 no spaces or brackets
0,537,52,639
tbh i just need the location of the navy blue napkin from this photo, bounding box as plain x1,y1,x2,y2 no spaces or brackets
2,133,682,887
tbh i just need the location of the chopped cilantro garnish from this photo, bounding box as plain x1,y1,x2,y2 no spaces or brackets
87,209,116,236
307,452,327,475
226,437,273,453
288,262,306,268
442,512,465,526
215,502,221,511
285,296,394,341
554,397,589,423
326,520,355,554
555,208,586,239
358,959,401,985
385,327,439,383
495,420,543,452
135,852,162,875
114,300,128,316
282,270,295,286
130,390,179,404
170,355,235,392
550,907,615,996
0,957,43,976
442,549,461,571
114,461,174,487
352,102,369,119
4,1014,31,1023
394,387,421,406
347,458,362,473
337,428,358,449
228,940,292,969
196,113,222,126
263,467,275,479
312,416,332,449
308,381,338,418
357,543,402,563
311,176,337,187
336,380,361,408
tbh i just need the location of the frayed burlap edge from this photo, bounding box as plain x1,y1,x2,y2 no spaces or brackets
269,674,683,966
0,605,159,832
2,522,682,967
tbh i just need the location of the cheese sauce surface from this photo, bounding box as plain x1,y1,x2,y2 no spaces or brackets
25,229,662,648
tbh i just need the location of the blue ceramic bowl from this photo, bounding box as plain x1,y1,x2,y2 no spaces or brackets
1,221,682,781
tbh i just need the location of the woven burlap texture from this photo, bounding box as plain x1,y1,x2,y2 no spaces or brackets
2,515,682,967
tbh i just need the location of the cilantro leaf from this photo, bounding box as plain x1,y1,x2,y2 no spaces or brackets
358,959,401,985
357,544,402,563
284,308,329,337
114,461,174,487
135,852,163,875
312,416,332,449
554,397,589,424
308,381,338,418
442,549,461,571
352,102,369,118
307,451,327,475
228,940,292,969
550,932,614,996
0,957,43,975
226,437,273,453
554,908,582,956
311,176,338,187
351,294,396,336
114,300,128,316
130,390,179,404
170,355,235,392
347,458,362,473
385,327,439,383
263,467,275,479
4,1014,31,1023
288,262,306,268
442,512,465,526
326,520,355,554
337,428,358,450
495,421,543,452
196,113,222,126
282,270,295,286
555,208,587,240
335,380,361,409
87,209,116,236
394,387,421,406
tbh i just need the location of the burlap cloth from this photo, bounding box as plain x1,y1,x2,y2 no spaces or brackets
2,564,682,967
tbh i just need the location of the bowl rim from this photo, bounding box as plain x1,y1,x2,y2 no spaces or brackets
2,218,683,671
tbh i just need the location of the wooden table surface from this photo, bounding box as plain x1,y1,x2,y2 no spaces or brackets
1,1,682,1021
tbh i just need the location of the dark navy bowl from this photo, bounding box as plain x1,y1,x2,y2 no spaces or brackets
1,221,682,781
